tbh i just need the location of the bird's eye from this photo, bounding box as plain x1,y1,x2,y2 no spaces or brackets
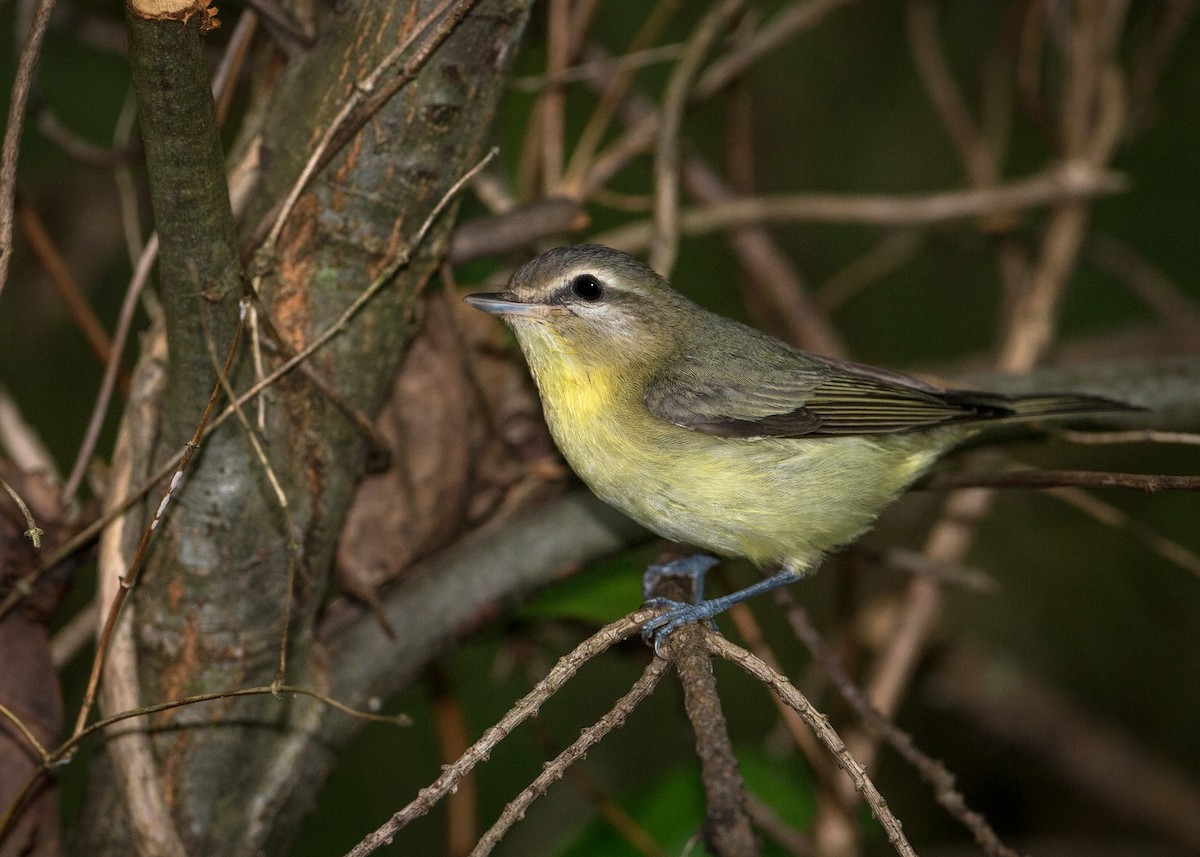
570,274,604,302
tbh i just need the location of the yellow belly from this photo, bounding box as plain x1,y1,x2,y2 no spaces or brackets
534,363,944,573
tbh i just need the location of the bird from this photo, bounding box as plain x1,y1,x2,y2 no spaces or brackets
464,244,1135,643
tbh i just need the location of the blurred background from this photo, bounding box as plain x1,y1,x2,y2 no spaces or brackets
0,1,1198,855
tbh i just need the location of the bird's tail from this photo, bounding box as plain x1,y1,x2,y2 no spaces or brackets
943,390,1143,422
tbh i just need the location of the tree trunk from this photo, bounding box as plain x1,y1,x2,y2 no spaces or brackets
72,2,530,854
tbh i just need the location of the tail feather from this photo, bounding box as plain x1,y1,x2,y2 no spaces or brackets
944,390,1142,423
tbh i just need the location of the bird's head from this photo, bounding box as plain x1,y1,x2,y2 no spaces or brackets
465,245,690,374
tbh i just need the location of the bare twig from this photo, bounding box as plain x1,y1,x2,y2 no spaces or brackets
0,0,57,302
781,597,1025,857
448,198,588,264
342,610,653,857
0,680,409,844
1046,486,1200,579
62,234,158,504
513,43,684,91
649,0,747,275
707,635,917,857
247,147,498,421
4,151,492,619
723,602,830,776
35,110,142,167
860,1,1135,781
525,716,669,857
0,387,57,474
693,0,857,101
1125,0,1197,133
816,230,924,311
601,167,1126,252
561,0,680,195
1,477,43,547
0,701,50,763
468,658,670,857
744,795,813,857
1089,234,1200,333
921,468,1200,493
16,200,121,375
928,646,1200,853
427,666,477,857
579,44,846,355
653,566,757,857
906,0,999,187
1052,426,1200,446
50,601,97,668
541,0,570,192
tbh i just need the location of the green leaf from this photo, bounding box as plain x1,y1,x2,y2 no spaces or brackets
520,549,654,624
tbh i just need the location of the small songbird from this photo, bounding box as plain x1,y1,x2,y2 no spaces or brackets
465,245,1133,641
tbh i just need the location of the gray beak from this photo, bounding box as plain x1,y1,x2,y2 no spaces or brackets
463,293,547,318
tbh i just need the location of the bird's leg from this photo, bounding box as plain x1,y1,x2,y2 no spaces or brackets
641,555,720,653
641,563,804,654
641,554,720,603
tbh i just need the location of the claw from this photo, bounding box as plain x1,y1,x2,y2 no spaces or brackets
639,565,807,655
640,599,721,655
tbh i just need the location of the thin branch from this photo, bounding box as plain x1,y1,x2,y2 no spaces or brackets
0,386,58,474
0,701,51,763
653,565,757,857
448,197,588,265
781,598,1025,857
578,43,847,355
50,601,97,668
342,610,654,857
561,0,680,195
525,716,669,857
603,167,1126,251
707,635,917,857
921,468,1200,493
858,4,1136,782
0,0,57,302
4,146,491,616
0,682,408,844
723,603,830,776
694,0,856,100
16,200,122,376
35,110,143,167
929,645,1200,853
62,234,158,504
1052,427,1200,446
744,794,813,857
540,0,570,192
468,657,670,857
1,477,43,547
906,0,999,187
427,666,477,857
649,0,747,275
1046,486,1200,579
247,148,497,415
512,43,684,91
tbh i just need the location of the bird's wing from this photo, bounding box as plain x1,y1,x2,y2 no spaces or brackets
643,347,1011,438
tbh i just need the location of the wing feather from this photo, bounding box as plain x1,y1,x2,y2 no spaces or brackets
643,343,1013,438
